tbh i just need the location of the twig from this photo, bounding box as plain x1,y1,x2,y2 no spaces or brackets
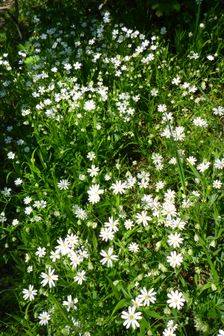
7,11,23,39
0,0,22,40
0,5,11,11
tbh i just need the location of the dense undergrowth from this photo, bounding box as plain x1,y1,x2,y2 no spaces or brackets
0,1,224,335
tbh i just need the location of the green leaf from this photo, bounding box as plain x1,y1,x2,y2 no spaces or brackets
146,310,164,319
138,317,149,336
111,299,128,316
37,149,48,169
208,307,218,318
208,194,218,207
198,236,219,283
24,331,35,336
92,231,98,251
48,294,70,325
24,302,32,320
28,148,41,177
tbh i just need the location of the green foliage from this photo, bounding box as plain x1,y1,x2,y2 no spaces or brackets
0,2,224,335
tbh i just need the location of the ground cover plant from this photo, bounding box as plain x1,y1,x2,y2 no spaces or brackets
1,2,224,335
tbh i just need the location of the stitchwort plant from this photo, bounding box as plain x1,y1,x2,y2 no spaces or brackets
1,4,224,336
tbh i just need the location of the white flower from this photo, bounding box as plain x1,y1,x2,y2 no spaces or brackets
162,202,176,218
79,174,86,181
14,178,23,186
5,136,12,144
197,161,210,173
7,151,15,159
163,327,176,336
192,117,208,128
23,196,32,204
188,51,199,60
41,267,59,288
87,184,104,204
126,175,137,188
73,205,88,220
50,250,60,262
182,82,190,90
24,206,32,215
164,191,175,202
124,219,134,230
102,10,110,23
214,158,224,169
213,180,222,189
213,106,224,117
128,242,139,253
87,165,100,177
151,88,158,96
158,104,167,113
105,216,119,232
65,233,79,247
33,200,47,209
12,219,19,226
36,247,46,258
79,248,89,259
167,251,183,268
167,320,178,330
172,76,181,85
173,126,185,141
87,151,96,161
186,156,197,165
63,295,78,311
1,187,11,197
189,85,197,93
167,233,183,248
167,290,185,310
207,55,214,61
73,62,82,69
0,212,7,223
160,27,167,35
138,178,149,189
132,297,143,308
74,270,86,285
142,53,154,63
69,251,83,268
104,173,112,181
136,211,151,227
99,227,114,242
152,153,164,170
55,238,71,256
218,330,224,336
162,112,174,124
111,180,127,195
121,306,142,329
38,311,51,325
100,247,118,267
84,100,96,111
57,179,70,190
64,63,72,71
138,287,156,306
22,285,37,301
